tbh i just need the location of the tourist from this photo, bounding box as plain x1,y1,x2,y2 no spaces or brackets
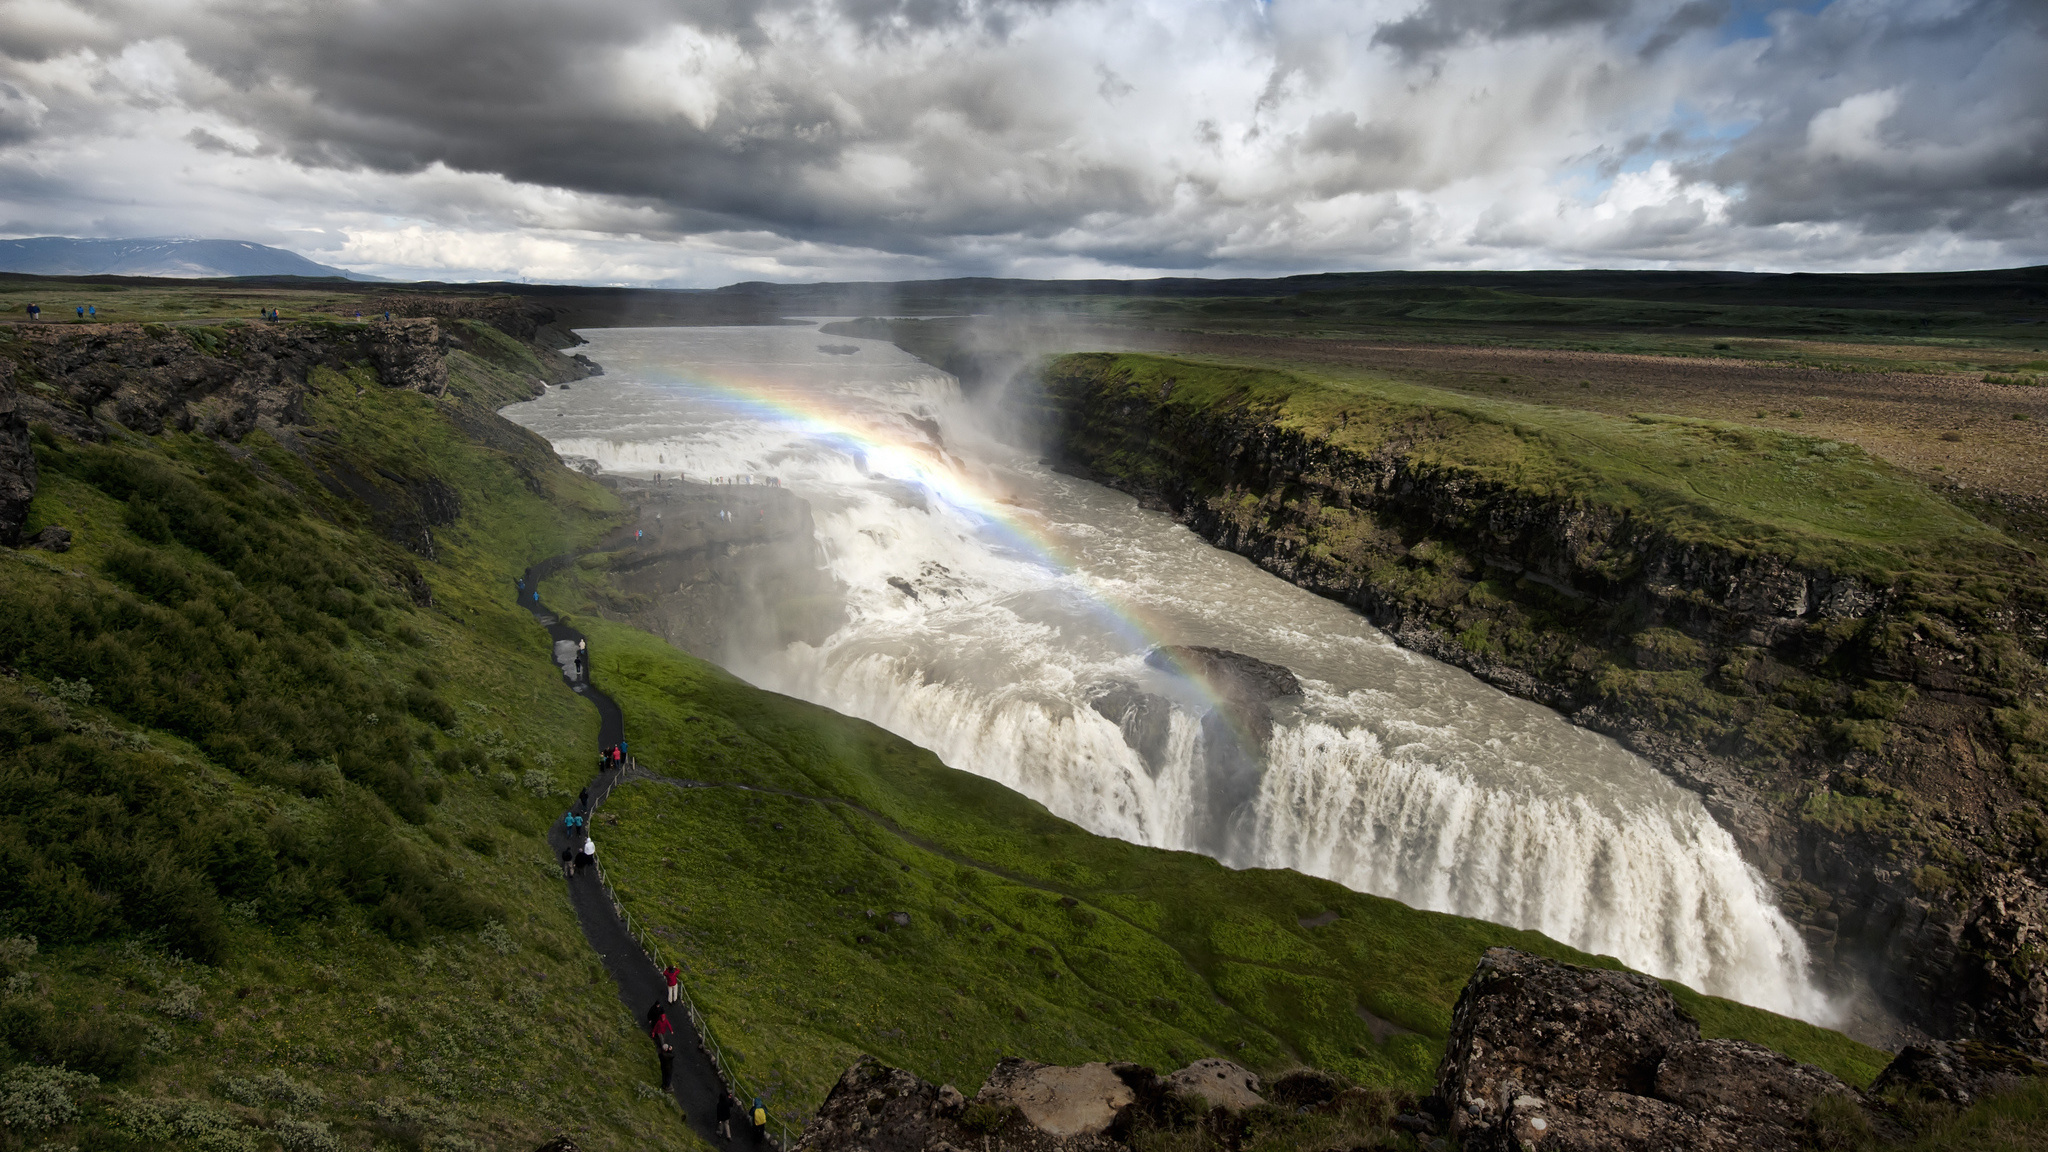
559,847,573,880
76,306,84,318
717,1091,735,1138
751,1097,767,1140
25,303,37,320
663,963,680,1004
657,1036,675,1089
577,837,596,874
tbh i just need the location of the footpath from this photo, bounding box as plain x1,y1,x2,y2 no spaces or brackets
518,562,774,1151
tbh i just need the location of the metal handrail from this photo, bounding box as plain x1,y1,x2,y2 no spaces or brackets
584,756,795,1150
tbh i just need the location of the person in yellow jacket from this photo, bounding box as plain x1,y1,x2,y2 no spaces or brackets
751,1097,767,1141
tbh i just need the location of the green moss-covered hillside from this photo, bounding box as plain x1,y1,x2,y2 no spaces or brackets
0,342,717,1151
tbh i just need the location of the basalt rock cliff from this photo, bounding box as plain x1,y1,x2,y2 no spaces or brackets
1027,353,2048,1049
0,305,593,563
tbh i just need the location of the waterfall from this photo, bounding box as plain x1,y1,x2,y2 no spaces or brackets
503,324,1837,1025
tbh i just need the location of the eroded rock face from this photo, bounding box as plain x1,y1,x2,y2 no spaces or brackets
5,320,453,448
1164,1059,1264,1111
0,357,33,547
1438,948,1864,1152
368,319,449,395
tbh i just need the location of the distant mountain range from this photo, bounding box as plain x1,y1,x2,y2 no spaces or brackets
0,237,382,280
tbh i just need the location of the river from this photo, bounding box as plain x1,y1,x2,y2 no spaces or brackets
502,322,1834,1024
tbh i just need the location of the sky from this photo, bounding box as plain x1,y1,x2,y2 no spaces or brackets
0,0,2040,286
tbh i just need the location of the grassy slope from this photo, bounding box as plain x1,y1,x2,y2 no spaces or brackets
0,350,718,1150
529,569,1888,1120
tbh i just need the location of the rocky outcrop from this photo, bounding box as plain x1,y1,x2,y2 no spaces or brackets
1146,645,1301,705
1164,1059,1264,1111
1140,644,1307,854
794,1056,1122,1152
0,356,33,546
795,1055,1287,1152
0,315,589,570
1029,353,2048,1048
366,319,449,395
4,320,455,447
1868,1039,2048,1106
23,525,69,551
1437,948,1865,1151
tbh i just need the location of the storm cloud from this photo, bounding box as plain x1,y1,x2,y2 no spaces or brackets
0,0,2037,282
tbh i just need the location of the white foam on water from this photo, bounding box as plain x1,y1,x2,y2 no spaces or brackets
502,324,1836,1024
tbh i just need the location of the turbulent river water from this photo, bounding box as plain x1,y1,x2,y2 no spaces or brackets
504,323,1834,1023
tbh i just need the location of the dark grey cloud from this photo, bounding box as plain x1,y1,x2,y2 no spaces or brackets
0,0,2040,281
1373,0,1637,57
1701,0,2048,244
1638,0,1726,59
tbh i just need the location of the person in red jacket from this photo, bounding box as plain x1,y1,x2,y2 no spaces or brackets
663,963,681,1004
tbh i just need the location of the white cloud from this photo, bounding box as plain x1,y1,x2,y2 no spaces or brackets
0,0,2035,283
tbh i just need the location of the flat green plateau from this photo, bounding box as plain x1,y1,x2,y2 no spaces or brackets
1050,353,2023,586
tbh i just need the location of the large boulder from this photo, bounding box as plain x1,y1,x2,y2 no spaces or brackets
1437,948,1866,1152
1164,1059,1264,1112
1653,1039,1860,1144
1869,1039,2048,1107
977,1057,1135,1138
1145,645,1300,704
794,1056,1124,1152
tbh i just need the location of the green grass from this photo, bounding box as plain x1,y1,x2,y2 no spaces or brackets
1049,353,2016,583
0,332,721,1150
529,587,1888,1122
1895,1078,2048,1151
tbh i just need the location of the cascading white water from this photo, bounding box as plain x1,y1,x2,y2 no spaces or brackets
503,323,1836,1024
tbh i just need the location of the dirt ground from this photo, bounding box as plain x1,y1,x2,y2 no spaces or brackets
1074,326,2048,545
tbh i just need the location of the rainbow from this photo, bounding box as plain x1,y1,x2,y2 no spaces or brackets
622,363,1260,741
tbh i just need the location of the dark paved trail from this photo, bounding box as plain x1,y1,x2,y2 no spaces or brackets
519,562,769,1151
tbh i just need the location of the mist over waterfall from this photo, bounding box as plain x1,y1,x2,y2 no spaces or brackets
503,324,1836,1025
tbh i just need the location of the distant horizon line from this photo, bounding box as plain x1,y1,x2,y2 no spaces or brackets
0,236,2043,294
